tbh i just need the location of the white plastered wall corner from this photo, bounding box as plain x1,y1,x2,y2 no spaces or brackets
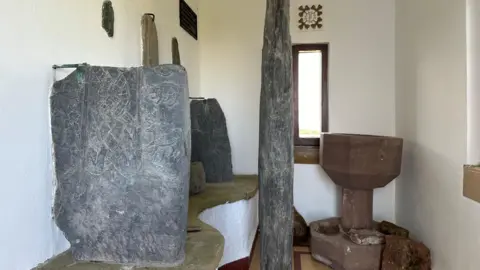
395,0,480,269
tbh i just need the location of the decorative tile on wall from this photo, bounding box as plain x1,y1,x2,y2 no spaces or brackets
297,4,323,31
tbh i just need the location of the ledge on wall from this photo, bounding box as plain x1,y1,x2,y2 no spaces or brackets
464,165,480,204
294,146,319,165
34,176,259,270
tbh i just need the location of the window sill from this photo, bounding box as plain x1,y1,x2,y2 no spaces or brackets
294,146,319,165
464,165,480,204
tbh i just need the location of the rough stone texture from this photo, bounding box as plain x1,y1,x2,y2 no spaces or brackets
293,207,309,246
310,218,382,270
381,236,432,270
190,99,233,183
190,162,206,196
102,0,114,37
142,14,159,67
172,37,181,65
35,176,259,270
258,0,294,269
377,221,410,238
50,65,190,267
346,229,385,246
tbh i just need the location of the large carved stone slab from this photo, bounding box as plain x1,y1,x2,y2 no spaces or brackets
190,99,233,183
50,65,190,267
259,0,294,269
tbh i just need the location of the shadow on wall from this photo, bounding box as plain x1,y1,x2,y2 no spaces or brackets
294,164,340,224
396,140,462,232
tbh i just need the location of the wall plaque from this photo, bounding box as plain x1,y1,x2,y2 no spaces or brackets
298,5,323,31
180,0,198,40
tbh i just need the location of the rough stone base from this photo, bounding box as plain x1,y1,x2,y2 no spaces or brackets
377,221,410,238
310,218,382,270
382,236,431,270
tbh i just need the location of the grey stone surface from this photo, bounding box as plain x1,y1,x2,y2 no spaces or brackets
102,0,114,38
172,37,181,65
50,65,191,267
34,176,259,270
190,162,206,195
258,0,294,269
142,14,159,67
190,99,233,183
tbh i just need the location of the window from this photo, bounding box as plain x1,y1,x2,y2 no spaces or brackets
293,44,329,163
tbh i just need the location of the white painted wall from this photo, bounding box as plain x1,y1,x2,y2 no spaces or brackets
199,193,259,267
395,0,480,269
199,0,396,225
0,1,198,269
467,0,480,165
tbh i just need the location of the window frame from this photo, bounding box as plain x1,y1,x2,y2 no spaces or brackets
292,43,329,148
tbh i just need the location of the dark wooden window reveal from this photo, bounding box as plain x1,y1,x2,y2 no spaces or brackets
180,0,198,40
293,44,329,164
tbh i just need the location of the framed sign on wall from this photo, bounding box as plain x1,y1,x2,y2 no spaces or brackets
180,0,198,40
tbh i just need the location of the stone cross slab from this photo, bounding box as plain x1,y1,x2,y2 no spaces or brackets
50,65,190,267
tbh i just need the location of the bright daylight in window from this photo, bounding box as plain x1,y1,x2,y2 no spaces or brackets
298,50,322,138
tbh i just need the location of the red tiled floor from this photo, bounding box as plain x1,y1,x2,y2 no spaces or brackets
249,241,330,270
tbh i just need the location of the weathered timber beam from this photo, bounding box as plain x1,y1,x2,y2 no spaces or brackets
259,0,294,269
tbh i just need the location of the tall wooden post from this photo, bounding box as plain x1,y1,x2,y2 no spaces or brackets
259,0,294,269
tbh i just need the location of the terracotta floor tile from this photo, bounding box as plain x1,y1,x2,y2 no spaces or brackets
249,240,330,270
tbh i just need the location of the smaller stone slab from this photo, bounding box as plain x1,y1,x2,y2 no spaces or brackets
102,0,114,37
191,99,233,183
142,14,159,67
382,235,431,270
190,162,206,196
172,37,181,65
